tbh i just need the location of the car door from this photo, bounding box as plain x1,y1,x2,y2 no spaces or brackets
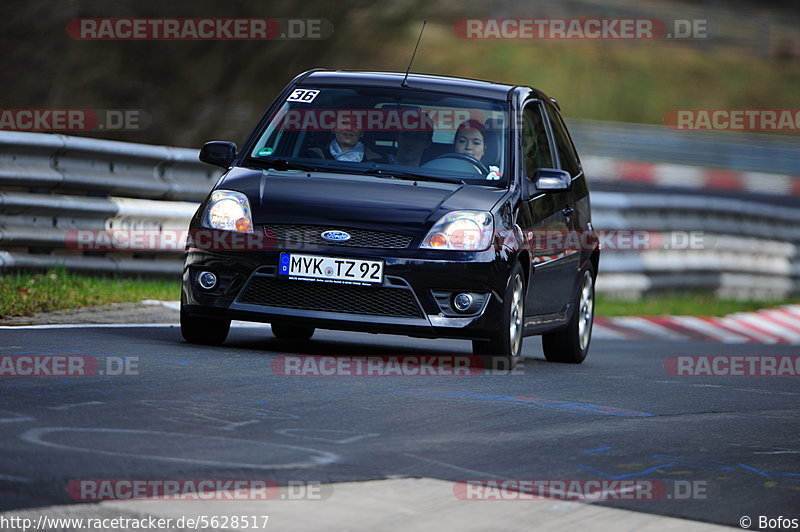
520,100,577,316
544,101,587,297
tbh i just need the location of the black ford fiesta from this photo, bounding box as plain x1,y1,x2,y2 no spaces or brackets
181,69,599,364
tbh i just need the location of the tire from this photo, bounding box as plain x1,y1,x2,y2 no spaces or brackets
472,262,525,369
180,307,230,345
271,323,315,341
542,264,595,364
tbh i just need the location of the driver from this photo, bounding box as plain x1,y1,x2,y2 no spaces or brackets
453,119,486,162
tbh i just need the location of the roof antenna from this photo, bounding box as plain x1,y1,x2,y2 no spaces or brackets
401,20,426,87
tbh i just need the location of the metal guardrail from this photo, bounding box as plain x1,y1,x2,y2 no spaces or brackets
0,131,220,276
0,130,221,200
0,131,797,299
591,191,800,299
568,118,800,175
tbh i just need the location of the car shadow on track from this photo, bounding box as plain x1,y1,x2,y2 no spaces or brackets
96,324,561,374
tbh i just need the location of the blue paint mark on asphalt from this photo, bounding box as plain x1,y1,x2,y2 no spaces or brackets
576,448,800,481
650,455,734,469
393,390,655,417
581,446,614,454
580,463,679,479
736,463,800,478
736,463,770,476
177,360,190,366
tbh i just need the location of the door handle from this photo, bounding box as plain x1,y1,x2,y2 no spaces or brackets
562,206,575,217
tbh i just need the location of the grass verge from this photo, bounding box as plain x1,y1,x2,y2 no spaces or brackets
0,268,180,318
596,293,798,317
1,269,796,319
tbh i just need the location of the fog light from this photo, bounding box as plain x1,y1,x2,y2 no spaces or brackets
453,293,474,312
198,271,217,290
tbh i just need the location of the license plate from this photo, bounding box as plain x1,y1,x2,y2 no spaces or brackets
278,253,383,286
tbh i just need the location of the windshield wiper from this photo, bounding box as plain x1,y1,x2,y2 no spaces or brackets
255,159,467,185
359,166,465,185
254,158,320,173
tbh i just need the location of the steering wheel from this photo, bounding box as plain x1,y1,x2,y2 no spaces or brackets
431,153,490,175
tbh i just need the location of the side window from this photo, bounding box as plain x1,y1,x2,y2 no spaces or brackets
544,104,581,177
522,103,553,177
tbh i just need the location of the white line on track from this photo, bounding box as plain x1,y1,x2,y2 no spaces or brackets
0,474,32,483
20,427,340,470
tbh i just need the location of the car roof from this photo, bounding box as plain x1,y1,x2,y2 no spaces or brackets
298,70,527,101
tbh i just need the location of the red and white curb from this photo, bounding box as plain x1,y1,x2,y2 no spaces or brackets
583,155,800,196
594,304,800,344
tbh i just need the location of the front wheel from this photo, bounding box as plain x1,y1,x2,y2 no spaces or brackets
472,262,525,368
180,307,230,345
542,264,595,364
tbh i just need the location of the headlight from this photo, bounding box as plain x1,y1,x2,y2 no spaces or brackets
421,211,494,251
202,190,253,233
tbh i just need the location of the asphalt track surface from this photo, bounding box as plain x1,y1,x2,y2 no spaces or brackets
1,324,798,530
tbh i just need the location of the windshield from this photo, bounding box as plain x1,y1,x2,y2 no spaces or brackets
248,86,510,186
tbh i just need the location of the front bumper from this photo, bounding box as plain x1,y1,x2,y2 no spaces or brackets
181,245,514,340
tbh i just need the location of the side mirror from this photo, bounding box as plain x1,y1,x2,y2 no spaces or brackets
199,141,237,168
533,168,572,191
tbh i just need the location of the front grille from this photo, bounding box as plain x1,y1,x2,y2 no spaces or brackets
238,276,423,318
261,225,413,249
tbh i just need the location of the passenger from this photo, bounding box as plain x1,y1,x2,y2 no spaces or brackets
453,119,486,162
388,115,434,166
307,127,385,163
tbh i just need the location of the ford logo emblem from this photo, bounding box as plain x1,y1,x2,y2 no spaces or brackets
321,230,351,242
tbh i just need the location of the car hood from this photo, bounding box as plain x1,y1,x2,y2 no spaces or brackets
219,167,507,234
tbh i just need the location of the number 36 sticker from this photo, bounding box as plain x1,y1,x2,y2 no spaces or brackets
287,89,320,103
